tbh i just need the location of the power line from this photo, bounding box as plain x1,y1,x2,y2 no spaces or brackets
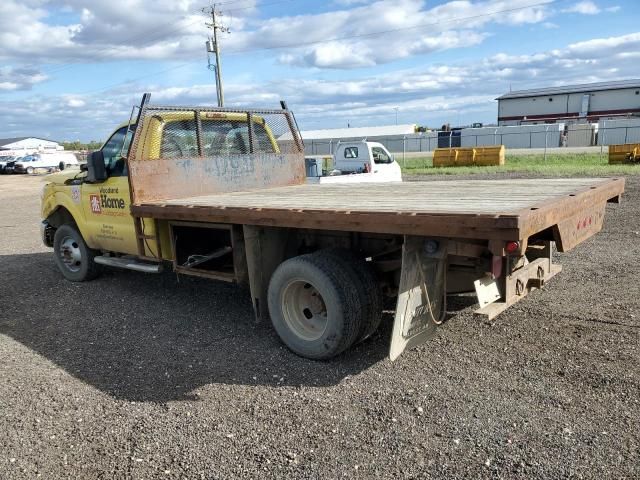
69,0,565,96
223,0,563,55
36,0,293,77
29,15,205,77
216,0,295,13
204,5,230,106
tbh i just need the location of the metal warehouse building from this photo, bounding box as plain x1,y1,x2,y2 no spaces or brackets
497,79,640,126
292,124,417,155
0,137,62,156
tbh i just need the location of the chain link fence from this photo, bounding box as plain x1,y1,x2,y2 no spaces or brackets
304,125,640,161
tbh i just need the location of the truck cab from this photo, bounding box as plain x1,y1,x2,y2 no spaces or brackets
41,111,282,259
305,140,402,184
334,141,398,175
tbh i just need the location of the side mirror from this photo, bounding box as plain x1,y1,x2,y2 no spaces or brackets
86,150,107,182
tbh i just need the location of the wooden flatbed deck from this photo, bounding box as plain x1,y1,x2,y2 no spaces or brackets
131,178,624,242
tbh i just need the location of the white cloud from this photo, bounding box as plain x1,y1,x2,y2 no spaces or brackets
562,1,601,15
0,66,48,91
0,82,20,91
0,0,553,71
66,97,86,108
563,32,640,59
2,30,638,140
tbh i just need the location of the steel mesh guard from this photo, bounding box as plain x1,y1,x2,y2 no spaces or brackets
126,105,305,204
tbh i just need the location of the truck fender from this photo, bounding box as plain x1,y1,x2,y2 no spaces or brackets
43,193,92,248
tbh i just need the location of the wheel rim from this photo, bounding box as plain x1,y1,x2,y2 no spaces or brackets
281,279,328,341
27,167,33,174
58,235,82,272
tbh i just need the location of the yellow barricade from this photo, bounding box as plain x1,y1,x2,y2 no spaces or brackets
609,143,640,164
433,145,505,167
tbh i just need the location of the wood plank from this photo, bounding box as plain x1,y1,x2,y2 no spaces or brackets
131,178,625,242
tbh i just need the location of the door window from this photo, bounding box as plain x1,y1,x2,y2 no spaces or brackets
102,126,134,177
371,147,391,164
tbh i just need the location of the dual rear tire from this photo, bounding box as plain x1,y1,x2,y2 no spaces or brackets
267,250,382,360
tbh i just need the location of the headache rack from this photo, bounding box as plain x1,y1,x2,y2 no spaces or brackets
124,94,306,260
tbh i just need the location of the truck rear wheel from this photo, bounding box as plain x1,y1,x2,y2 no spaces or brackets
314,249,383,342
267,254,361,359
53,224,102,282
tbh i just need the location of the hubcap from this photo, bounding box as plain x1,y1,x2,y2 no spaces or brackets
58,236,82,272
281,280,328,341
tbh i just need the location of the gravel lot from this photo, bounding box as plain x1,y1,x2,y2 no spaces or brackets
1,173,638,479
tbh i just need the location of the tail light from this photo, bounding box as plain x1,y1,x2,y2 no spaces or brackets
505,241,520,254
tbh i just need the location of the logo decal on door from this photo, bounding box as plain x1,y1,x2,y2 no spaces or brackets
90,194,102,214
71,185,81,204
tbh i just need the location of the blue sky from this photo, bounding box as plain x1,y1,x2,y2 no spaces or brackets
0,0,638,141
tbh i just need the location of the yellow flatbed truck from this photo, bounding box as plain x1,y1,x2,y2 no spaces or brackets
41,95,625,360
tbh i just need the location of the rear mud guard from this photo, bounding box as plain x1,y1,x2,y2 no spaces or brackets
390,236,448,361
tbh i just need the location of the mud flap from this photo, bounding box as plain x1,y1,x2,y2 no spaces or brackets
389,236,448,361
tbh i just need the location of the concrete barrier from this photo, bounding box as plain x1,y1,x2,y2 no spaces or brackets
609,143,640,164
433,146,505,167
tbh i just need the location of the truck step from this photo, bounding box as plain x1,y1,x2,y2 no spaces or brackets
94,256,162,273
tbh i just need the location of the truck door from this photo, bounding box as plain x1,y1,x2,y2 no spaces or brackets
370,145,402,180
81,126,138,255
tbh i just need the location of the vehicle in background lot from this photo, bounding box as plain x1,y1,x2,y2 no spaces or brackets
14,152,78,174
0,155,17,173
11,154,38,173
40,95,625,361
3,156,22,174
305,140,402,184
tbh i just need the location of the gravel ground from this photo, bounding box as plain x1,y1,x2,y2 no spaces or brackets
0,173,638,479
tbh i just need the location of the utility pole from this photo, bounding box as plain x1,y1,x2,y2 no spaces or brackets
204,5,229,107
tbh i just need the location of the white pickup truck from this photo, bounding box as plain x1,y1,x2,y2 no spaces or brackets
305,140,402,184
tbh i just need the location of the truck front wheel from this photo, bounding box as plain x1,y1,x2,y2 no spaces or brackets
53,224,102,282
268,254,361,360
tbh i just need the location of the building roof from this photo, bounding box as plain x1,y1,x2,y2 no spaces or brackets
0,136,59,148
497,79,640,100
0,137,29,147
292,124,416,141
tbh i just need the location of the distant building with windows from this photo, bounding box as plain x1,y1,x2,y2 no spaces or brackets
0,137,62,156
497,79,640,126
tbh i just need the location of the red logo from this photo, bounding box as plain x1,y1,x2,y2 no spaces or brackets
90,194,102,214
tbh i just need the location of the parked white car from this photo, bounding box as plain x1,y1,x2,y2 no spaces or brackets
14,152,79,174
305,140,402,184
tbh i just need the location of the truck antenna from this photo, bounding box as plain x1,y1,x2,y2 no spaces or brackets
204,4,229,107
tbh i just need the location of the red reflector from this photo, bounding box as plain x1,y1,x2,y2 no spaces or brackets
492,255,503,279
505,241,520,254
